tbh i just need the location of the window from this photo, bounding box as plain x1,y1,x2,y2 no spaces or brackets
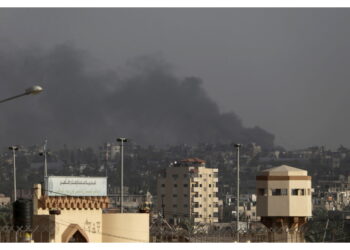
258,188,265,196
209,214,212,217
184,194,188,197
209,175,211,177
209,204,212,207
271,189,288,196
209,184,212,187
281,189,288,195
173,194,177,198
271,189,282,196
292,189,305,196
200,184,202,187
184,204,188,208
200,175,202,177
174,184,178,188
172,174,178,179
161,184,165,187
184,184,188,187
184,174,187,178
209,194,211,197
173,204,177,208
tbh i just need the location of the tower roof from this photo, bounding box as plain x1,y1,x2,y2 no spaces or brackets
259,165,308,176
180,158,206,164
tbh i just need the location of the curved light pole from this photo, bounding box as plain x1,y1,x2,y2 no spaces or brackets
117,138,128,213
0,85,43,104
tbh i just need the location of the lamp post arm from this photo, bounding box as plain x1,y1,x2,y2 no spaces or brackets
0,93,27,104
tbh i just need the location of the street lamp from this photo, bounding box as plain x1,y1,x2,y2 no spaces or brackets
234,143,242,242
9,146,19,201
117,138,128,213
0,85,43,104
39,139,48,179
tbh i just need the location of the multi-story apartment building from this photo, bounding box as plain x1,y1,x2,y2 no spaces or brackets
157,158,219,224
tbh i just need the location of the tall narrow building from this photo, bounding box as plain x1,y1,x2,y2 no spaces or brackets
157,158,219,224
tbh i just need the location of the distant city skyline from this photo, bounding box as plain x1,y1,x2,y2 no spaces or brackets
1,9,349,150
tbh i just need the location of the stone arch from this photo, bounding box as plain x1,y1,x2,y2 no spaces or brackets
62,224,89,243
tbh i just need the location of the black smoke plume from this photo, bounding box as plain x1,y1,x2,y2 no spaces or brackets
0,43,274,149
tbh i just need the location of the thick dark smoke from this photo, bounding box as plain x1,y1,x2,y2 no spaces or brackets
0,43,274,149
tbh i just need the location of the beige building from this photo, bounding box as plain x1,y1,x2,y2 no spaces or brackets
157,158,219,224
32,183,150,243
256,165,312,242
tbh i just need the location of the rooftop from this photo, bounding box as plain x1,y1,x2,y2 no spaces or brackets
259,165,308,176
180,158,206,164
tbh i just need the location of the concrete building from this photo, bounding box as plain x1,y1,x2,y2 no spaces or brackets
31,176,149,243
157,158,219,224
256,165,312,242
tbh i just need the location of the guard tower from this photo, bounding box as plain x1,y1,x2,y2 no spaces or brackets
256,165,312,242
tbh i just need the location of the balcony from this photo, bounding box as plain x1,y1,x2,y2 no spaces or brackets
192,177,200,182
192,207,201,213
194,217,202,223
213,187,219,192
213,178,218,182
213,207,219,212
192,196,201,202
191,187,200,193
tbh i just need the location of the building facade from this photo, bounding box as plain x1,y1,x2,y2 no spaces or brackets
157,158,219,224
31,176,149,243
256,165,312,242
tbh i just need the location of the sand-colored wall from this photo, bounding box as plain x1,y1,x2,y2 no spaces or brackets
257,179,312,217
52,209,103,242
102,213,149,242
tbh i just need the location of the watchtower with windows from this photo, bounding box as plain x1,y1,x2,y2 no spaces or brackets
256,165,312,242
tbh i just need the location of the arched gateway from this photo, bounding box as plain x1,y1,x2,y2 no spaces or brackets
62,224,89,243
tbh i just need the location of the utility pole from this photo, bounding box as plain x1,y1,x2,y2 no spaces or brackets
39,139,48,181
117,138,128,213
9,146,18,242
9,146,19,201
161,196,165,218
234,143,242,242
44,139,48,178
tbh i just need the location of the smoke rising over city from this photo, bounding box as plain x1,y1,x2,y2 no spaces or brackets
0,43,274,148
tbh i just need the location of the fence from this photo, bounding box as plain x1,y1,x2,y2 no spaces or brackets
0,225,50,242
150,222,306,242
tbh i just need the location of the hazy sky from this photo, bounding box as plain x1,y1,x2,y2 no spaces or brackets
0,8,349,150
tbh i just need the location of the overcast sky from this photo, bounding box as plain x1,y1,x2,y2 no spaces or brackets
0,8,349,150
